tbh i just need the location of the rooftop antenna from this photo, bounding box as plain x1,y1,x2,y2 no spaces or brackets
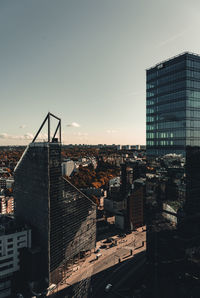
32,112,61,143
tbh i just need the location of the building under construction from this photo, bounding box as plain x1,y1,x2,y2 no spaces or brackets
14,113,96,294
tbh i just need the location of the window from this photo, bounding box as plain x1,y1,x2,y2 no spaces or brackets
17,235,25,240
18,241,25,247
0,264,13,271
0,257,13,265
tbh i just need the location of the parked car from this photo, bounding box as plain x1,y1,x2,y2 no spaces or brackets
95,248,101,253
105,284,112,292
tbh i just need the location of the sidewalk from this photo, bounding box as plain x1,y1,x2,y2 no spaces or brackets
50,226,146,295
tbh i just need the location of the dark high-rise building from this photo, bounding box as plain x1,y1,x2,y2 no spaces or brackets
146,52,200,157
14,113,96,293
146,54,200,297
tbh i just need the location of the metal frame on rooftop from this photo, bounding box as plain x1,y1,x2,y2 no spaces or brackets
32,112,61,143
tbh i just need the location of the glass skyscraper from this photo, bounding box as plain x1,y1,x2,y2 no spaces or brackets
146,52,200,156
146,54,200,297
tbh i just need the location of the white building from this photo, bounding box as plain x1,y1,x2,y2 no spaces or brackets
62,160,75,177
0,216,31,297
5,179,14,190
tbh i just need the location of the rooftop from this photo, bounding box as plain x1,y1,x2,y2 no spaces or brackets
146,51,200,71
0,214,29,236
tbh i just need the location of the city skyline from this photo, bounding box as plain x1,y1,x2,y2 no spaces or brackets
1,0,200,145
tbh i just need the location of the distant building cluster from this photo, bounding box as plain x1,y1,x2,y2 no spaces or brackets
63,143,146,150
104,158,146,231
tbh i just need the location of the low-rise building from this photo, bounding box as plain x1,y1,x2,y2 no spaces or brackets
62,160,75,177
0,215,31,297
5,179,14,190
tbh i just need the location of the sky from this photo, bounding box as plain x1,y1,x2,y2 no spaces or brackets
1,0,200,145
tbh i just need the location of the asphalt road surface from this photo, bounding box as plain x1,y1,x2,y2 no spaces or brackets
90,251,146,298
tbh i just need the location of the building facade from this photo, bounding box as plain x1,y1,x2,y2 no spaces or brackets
14,114,96,294
0,215,31,298
146,53,200,297
147,52,200,157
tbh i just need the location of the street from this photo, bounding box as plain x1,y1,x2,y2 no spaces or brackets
51,227,146,297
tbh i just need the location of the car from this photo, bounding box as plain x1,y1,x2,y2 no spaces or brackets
95,253,102,260
108,237,114,242
100,244,107,249
105,283,112,292
90,258,96,263
46,284,56,295
95,248,101,253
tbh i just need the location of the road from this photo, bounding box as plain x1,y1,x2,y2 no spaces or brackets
90,251,146,298
51,228,146,297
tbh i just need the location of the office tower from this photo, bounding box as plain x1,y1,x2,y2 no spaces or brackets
146,52,200,157
14,113,96,294
146,54,200,297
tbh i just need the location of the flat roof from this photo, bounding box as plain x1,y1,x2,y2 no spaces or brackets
146,51,200,71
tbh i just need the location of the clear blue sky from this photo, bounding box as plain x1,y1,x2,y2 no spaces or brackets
1,0,200,145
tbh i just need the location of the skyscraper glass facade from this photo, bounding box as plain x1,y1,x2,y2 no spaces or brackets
146,52,200,156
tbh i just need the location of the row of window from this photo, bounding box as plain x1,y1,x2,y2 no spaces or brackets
147,58,200,83
147,149,184,155
147,70,200,90
147,60,186,80
187,120,200,128
147,101,200,115
147,100,186,114
147,121,200,132
147,111,186,123
147,81,185,98
147,140,174,146
187,80,200,89
147,132,200,139
0,257,13,265
186,139,200,146
148,81,200,98
187,110,200,118
146,116,154,122
187,90,200,99
147,70,186,89
187,59,200,69
187,69,200,80
147,89,200,106
147,131,185,139
151,81,186,97
147,139,185,146
147,91,186,106
0,264,13,272
187,100,200,108
147,121,185,130
186,131,200,137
